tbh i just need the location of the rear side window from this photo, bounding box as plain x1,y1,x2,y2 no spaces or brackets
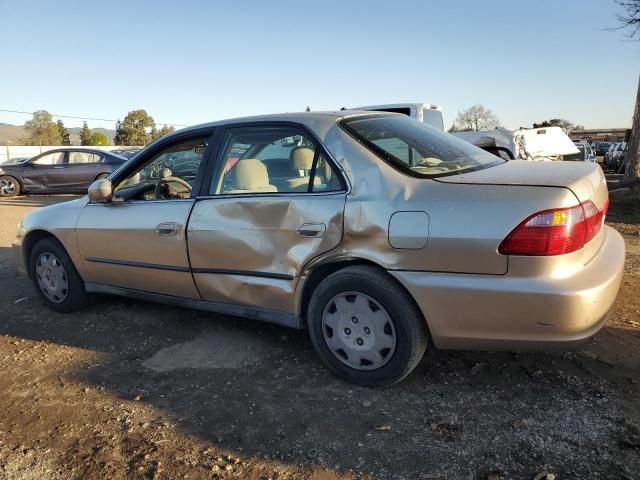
68,152,102,164
210,126,344,195
340,115,504,178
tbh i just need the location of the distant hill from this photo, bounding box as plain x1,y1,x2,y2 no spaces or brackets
0,123,115,146
0,123,27,144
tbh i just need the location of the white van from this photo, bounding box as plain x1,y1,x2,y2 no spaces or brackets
349,103,445,130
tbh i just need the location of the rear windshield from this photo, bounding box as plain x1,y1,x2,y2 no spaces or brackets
340,115,504,178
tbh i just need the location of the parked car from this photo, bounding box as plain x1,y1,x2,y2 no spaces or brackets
611,142,627,171
453,126,579,161
616,143,629,174
604,142,621,170
594,142,611,157
110,148,141,159
0,148,126,197
564,141,597,162
13,112,624,386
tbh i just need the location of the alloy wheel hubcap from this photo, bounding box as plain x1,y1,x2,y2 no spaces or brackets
322,292,396,370
0,178,16,195
35,252,68,303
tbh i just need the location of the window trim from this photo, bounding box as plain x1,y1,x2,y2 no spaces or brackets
65,150,103,165
108,127,218,201
200,121,348,198
338,114,504,179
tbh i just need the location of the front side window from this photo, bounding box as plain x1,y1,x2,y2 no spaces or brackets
33,152,65,165
341,115,503,178
68,152,101,164
114,135,210,201
210,126,343,195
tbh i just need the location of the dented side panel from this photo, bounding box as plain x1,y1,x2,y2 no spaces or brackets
187,194,345,313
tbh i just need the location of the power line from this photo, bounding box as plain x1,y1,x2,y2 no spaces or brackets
0,108,187,127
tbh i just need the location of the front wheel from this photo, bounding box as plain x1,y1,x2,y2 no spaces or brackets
307,266,428,387
0,175,20,197
29,238,88,312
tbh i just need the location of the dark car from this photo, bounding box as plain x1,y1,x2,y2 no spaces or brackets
0,148,126,197
594,142,611,156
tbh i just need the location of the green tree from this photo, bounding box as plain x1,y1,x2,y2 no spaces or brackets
87,132,110,146
80,121,91,146
56,120,70,145
23,110,62,145
151,124,175,141
114,109,155,146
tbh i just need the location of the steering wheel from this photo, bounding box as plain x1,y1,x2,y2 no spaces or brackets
154,176,192,199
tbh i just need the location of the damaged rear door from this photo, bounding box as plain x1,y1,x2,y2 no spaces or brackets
187,124,347,323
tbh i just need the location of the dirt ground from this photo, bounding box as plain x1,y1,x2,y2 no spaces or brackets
0,190,638,480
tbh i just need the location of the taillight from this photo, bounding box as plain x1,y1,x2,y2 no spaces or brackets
498,200,605,256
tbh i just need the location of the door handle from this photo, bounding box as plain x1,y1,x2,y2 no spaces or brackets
155,222,178,236
53,166,65,169
297,223,326,238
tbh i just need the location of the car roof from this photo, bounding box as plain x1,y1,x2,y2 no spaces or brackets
174,111,396,136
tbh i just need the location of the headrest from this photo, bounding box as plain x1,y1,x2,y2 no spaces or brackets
233,159,270,190
290,147,314,170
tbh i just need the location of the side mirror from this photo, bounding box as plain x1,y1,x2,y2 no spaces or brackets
88,178,113,202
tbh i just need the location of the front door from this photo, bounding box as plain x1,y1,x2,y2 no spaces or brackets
21,151,67,191
187,124,347,315
75,131,214,298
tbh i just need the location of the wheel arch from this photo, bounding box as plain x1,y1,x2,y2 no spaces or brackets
298,258,432,341
22,229,63,278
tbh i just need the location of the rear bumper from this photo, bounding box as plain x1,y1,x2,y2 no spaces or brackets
391,226,625,350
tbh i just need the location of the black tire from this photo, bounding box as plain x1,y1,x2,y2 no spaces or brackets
0,175,21,197
29,237,88,313
307,265,428,387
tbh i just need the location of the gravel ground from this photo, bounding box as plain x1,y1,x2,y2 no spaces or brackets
0,193,638,480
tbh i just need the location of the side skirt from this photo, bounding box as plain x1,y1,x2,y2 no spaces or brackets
84,283,303,329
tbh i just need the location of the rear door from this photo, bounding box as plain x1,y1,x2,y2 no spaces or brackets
187,123,347,316
64,151,105,190
21,151,67,191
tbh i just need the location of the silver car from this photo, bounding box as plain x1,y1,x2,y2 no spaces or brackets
13,112,625,386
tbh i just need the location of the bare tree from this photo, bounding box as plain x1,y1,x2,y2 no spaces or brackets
614,0,640,178
450,105,499,132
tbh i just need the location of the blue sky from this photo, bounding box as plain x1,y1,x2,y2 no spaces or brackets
0,0,638,131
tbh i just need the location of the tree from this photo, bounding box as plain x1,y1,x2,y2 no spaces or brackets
87,132,110,146
613,0,640,178
80,121,91,146
56,120,70,145
450,105,499,131
23,110,62,145
532,118,583,134
305,106,311,112
151,124,175,141
114,109,155,146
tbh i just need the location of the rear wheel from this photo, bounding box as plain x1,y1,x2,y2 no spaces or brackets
29,238,88,312
307,265,428,386
0,175,20,197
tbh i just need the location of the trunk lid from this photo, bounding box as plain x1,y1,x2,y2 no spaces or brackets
436,160,608,210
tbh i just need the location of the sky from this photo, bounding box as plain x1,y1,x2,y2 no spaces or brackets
0,0,638,131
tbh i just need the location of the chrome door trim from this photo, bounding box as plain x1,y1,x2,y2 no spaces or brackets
84,282,303,329
83,256,294,280
84,257,190,272
191,267,294,280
